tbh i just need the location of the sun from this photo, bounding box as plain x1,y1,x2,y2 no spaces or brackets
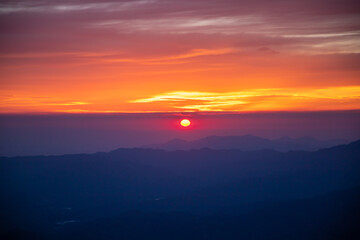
180,119,191,127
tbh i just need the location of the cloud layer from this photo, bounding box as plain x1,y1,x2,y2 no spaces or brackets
0,0,359,112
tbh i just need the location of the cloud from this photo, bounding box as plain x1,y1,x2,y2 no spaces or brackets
0,1,154,14
0,0,359,113
0,95,90,108
1,0,359,56
131,86,360,111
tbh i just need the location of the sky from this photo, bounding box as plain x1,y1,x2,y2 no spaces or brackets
1,111,359,156
0,0,359,113
0,0,360,155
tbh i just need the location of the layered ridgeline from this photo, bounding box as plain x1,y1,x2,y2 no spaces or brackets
0,140,359,239
143,135,348,151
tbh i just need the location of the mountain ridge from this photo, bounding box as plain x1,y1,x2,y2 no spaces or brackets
1,139,360,237
142,134,349,152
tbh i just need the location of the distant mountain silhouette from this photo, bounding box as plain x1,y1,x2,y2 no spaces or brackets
1,139,359,239
143,135,348,151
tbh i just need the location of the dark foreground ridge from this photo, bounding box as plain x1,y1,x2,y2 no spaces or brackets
0,139,360,239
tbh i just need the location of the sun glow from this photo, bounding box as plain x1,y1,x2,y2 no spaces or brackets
180,119,191,127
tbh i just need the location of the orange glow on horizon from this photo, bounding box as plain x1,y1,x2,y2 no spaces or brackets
2,86,358,113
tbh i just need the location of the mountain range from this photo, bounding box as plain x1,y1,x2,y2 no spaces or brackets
0,139,359,239
143,135,348,151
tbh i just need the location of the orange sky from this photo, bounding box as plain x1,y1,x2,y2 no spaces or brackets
0,0,359,113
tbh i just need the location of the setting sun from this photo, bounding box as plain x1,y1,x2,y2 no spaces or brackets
180,119,191,127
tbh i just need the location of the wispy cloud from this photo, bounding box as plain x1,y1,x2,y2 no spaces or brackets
1,96,90,107
0,1,154,14
131,86,360,111
100,48,238,65
0,48,237,67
